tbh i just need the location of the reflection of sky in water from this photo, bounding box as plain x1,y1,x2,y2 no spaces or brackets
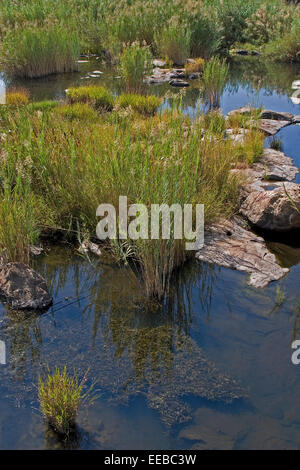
0,59,300,450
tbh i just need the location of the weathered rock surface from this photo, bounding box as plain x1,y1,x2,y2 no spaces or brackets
227,106,255,116
0,262,53,310
260,110,294,121
226,128,249,144
240,182,300,232
196,217,289,288
251,148,298,183
293,115,300,124
153,59,166,68
258,119,291,136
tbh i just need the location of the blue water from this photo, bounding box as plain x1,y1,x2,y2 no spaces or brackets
0,57,300,450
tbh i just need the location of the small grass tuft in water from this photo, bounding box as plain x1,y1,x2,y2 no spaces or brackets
202,57,229,109
270,137,283,151
67,86,114,111
276,286,285,306
119,42,152,93
116,94,162,116
38,366,90,436
185,58,205,75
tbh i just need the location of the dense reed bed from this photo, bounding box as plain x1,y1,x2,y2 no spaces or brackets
0,88,264,298
0,0,299,78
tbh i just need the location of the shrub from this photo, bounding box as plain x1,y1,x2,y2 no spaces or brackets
116,94,162,116
264,18,300,63
38,367,89,436
202,57,229,109
57,103,99,121
189,10,221,58
119,42,152,92
66,86,114,111
155,22,191,65
185,58,205,75
6,88,29,106
0,26,80,78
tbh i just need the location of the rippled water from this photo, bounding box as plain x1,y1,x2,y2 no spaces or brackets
0,57,300,450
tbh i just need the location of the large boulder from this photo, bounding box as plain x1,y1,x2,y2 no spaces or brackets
260,110,294,121
258,119,291,136
196,217,288,288
240,183,300,232
0,262,53,311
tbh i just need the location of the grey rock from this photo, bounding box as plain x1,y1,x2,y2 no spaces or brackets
240,182,300,232
0,262,53,310
251,148,298,182
260,109,294,121
293,115,300,124
258,119,291,136
169,79,190,88
227,106,256,116
153,59,166,67
196,217,289,288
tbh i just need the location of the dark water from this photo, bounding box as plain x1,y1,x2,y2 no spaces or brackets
0,57,300,450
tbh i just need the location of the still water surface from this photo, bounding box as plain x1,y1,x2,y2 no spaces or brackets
0,57,300,449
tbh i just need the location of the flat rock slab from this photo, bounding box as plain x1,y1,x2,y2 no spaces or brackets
252,148,298,182
258,119,291,136
260,110,294,121
0,262,53,311
240,182,300,232
169,79,190,87
227,106,255,116
195,217,289,288
293,115,300,124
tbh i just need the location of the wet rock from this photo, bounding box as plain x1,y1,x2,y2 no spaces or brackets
260,110,294,121
0,262,53,310
187,73,200,80
240,182,300,232
236,50,250,56
196,217,289,288
258,119,291,136
293,115,300,124
169,79,190,88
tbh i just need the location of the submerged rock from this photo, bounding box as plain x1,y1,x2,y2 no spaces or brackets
196,217,289,288
240,183,300,232
169,79,190,88
0,262,53,311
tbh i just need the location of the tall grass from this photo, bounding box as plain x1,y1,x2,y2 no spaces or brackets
38,367,90,436
265,17,300,62
202,57,229,109
0,26,80,78
119,43,152,92
155,22,191,65
0,97,264,298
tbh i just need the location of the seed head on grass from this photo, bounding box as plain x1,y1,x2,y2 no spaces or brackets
38,366,91,436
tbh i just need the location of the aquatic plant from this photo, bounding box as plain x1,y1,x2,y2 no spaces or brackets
0,26,80,78
119,42,152,92
116,94,162,116
38,367,90,436
202,57,229,109
276,286,285,306
155,22,191,65
66,85,114,111
270,137,283,151
28,100,58,112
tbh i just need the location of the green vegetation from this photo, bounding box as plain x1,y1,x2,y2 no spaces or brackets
116,94,162,116
38,367,90,435
276,286,285,306
0,90,264,298
202,57,229,108
119,43,152,92
66,85,114,111
0,0,298,79
6,88,29,106
0,26,80,78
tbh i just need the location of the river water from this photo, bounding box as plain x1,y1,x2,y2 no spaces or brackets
0,57,300,450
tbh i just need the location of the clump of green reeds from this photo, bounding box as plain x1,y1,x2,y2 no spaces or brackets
185,58,205,75
66,86,114,111
0,26,80,78
119,42,152,92
116,94,162,116
202,57,229,109
28,100,58,112
56,103,99,121
38,366,90,436
155,22,191,65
